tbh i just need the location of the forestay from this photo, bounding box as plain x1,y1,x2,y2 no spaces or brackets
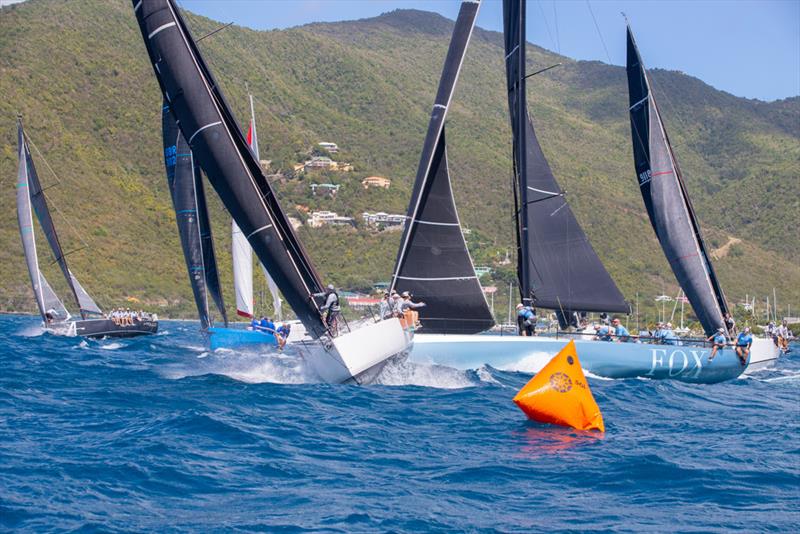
391,0,494,335
503,0,629,315
626,25,728,335
133,0,328,338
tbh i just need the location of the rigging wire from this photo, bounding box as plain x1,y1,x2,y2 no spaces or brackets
585,0,612,64
535,1,557,54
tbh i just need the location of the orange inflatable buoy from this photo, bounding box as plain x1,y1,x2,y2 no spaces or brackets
513,340,605,432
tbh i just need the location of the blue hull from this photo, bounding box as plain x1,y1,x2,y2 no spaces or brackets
410,334,748,384
208,326,277,351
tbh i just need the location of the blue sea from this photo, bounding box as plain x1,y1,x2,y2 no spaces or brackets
1,315,798,532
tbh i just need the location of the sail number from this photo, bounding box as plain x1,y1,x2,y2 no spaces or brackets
638,169,652,185
164,144,177,167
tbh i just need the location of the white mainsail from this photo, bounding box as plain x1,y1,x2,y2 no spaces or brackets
247,93,282,320
232,219,253,318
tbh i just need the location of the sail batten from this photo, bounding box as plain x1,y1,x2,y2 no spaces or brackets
135,0,327,337
503,0,629,315
626,25,728,335
390,0,493,335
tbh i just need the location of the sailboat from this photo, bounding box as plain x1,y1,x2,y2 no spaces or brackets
163,91,286,350
15,117,158,338
624,21,778,371
390,0,494,335
133,0,411,384
408,0,761,383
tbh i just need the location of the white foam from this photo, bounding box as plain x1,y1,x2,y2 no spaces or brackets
497,351,554,373
476,365,501,385
17,325,45,337
160,350,319,385
100,342,125,350
373,360,475,389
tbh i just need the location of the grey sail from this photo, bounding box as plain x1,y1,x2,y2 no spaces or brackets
626,25,728,335
16,119,69,322
17,118,97,319
40,275,70,321
503,0,629,315
69,271,103,316
134,0,329,338
391,0,493,334
162,101,228,329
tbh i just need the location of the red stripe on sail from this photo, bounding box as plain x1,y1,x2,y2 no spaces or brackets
652,170,674,177
246,123,253,148
237,309,253,318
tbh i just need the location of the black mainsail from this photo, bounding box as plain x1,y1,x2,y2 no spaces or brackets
162,102,227,329
134,0,328,338
390,0,493,335
626,24,728,335
503,0,629,315
16,118,102,320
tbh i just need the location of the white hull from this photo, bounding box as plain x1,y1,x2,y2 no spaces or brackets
295,318,413,384
745,337,781,372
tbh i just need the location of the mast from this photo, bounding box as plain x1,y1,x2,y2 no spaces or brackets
390,0,494,334
626,23,729,335
503,0,629,315
248,92,283,321
133,0,328,338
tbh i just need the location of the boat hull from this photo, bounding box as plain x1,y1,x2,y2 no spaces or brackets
299,318,413,384
409,334,763,384
73,318,158,339
208,326,277,351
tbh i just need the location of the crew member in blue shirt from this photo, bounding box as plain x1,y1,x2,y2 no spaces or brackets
735,327,753,366
706,327,727,361
594,324,612,341
249,317,260,330
611,317,630,342
661,323,678,345
516,304,536,336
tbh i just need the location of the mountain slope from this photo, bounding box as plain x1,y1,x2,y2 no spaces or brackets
0,0,797,322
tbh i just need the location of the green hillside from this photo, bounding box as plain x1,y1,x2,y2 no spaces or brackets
0,0,797,325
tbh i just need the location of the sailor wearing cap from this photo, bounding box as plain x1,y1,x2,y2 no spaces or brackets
707,327,727,361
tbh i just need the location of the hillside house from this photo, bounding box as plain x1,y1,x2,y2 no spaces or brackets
308,211,354,228
362,176,391,189
474,266,492,278
310,183,340,197
318,142,339,153
362,211,406,230
301,156,353,173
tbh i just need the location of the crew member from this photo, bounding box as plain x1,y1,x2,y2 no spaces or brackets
516,304,535,336
594,324,612,341
724,313,737,336
379,292,392,320
661,323,678,345
706,327,727,361
399,291,426,329
735,327,753,366
316,284,341,336
611,317,630,342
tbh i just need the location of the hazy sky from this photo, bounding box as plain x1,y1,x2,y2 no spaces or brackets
176,0,800,102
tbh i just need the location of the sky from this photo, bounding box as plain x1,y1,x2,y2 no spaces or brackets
173,0,800,102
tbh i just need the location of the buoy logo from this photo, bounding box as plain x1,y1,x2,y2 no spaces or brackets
549,372,572,393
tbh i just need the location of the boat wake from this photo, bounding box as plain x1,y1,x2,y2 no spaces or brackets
159,346,319,385
373,359,476,389
17,324,45,337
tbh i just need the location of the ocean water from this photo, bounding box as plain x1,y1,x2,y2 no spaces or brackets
1,315,798,532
